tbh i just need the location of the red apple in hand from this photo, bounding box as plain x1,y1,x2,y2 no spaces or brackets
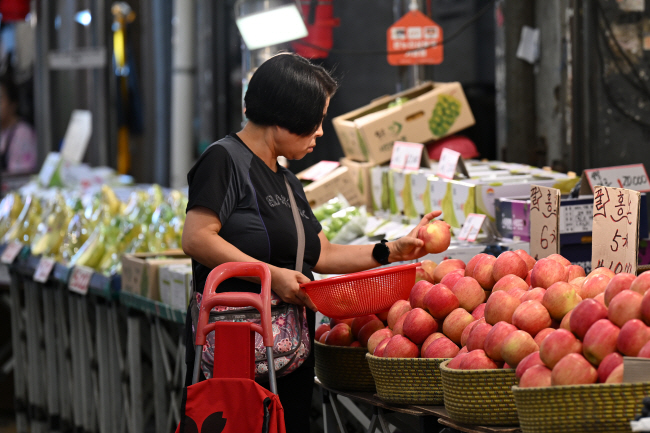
418,220,451,254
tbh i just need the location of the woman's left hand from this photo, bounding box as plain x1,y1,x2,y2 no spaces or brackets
387,210,447,262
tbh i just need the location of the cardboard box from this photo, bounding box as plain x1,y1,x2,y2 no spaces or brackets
340,157,376,210
332,81,475,164
495,194,649,244
298,166,363,208
439,175,573,228
121,251,191,301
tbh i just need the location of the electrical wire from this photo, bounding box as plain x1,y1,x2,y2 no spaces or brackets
594,0,650,99
594,12,650,129
292,0,497,55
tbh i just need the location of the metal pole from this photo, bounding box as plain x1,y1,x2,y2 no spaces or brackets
170,0,197,188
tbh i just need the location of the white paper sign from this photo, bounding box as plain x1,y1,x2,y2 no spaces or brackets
457,214,486,242
436,148,461,179
1,240,23,264
61,110,93,164
34,257,56,283
298,160,340,182
390,142,425,171
582,164,650,193
38,152,62,187
68,265,94,295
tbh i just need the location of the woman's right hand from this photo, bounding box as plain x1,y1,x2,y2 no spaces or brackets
270,266,318,312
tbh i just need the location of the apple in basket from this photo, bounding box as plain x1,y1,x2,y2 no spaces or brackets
459,349,499,370
617,319,650,357
551,353,597,385
519,365,552,388
608,290,644,327
597,352,623,383
383,335,419,358
630,271,650,295
367,328,393,354
604,273,635,306
539,329,582,369
324,323,354,346
530,258,568,289
315,323,330,342
515,351,545,380
513,249,536,272
570,298,608,340
582,319,620,365
541,282,582,321
418,220,451,254
492,274,528,293
492,251,528,281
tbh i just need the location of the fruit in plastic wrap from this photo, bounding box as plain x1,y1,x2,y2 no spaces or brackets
428,94,461,138
0,192,23,239
3,195,43,244
70,225,106,269
31,192,72,257
60,212,91,264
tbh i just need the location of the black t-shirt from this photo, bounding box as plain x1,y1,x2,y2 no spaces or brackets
186,133,323,295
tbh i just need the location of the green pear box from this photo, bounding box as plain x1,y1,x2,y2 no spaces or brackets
332,81,475,164
121,251,190,301
370,166,391,213
440,175,575,228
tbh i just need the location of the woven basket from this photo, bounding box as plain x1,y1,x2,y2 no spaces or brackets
439,359,519,426
314,341,375,392
513,382,650,433
637,264,650,275
366,354,446,405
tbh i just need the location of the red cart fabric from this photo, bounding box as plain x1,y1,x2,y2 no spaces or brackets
176,378,285,433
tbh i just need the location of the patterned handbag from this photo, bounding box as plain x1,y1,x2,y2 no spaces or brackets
191,175,311,381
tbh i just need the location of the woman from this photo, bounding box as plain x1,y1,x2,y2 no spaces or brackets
0,76,37,174
182,52,442,432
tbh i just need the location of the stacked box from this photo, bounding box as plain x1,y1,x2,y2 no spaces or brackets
121,251,191,301
332,82,475,164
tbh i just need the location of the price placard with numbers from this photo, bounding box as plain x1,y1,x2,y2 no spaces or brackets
389,141,427,171
1,240,23,264
591,185,640,274
457,213,486,242
580,164,650,194
68,265,94,295
34,257,56,283
529,185,561,260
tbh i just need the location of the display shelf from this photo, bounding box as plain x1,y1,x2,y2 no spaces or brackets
119,290,185,323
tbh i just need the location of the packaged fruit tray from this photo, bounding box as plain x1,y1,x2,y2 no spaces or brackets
512,382,650,433
314,341,375,392
300,263,418,318
366,354,446,405
439,360,519,426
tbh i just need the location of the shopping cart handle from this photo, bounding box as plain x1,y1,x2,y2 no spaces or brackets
196,262,273,347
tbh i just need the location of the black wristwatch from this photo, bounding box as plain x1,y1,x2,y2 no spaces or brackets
372,239,391,265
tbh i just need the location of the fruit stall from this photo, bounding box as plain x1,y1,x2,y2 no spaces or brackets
2,164,650,433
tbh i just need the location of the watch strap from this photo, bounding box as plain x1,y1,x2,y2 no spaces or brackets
372,239,391,265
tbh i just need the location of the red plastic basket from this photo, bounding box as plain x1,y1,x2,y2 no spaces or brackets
300,263,419,318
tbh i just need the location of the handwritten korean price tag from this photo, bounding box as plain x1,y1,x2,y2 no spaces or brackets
457,213,486,242
529,185,561,260
68,265,94,295
34,257,56,283
389,142,426,171
591,185,640,274
580,164,650,194
1,240,23,264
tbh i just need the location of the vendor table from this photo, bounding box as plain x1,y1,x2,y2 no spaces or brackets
316,378,521,433
3,244,187,433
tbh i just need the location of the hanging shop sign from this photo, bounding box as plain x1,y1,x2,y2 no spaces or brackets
387,10,443,66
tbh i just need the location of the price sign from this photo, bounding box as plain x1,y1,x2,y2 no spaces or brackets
1,240,23,264
60,110,92,164
529,185,561,260
591,185,640,274
457,213,486,242
435,148,469,180
68,265,94,295
390,142,426,171
33,257,56,283
580,164,650,194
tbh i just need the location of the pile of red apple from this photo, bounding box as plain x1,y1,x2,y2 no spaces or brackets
317,249,650,389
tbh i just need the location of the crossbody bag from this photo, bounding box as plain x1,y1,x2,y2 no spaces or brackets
191,175,311,381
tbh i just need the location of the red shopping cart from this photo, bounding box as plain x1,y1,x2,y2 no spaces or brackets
176,262,285,433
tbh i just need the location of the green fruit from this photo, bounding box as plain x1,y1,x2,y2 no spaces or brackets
429,94,462,138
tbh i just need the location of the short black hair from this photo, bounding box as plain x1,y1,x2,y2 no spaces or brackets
244,53,337,137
